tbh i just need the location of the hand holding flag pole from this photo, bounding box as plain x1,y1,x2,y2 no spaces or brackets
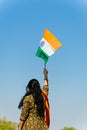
36,29,62,67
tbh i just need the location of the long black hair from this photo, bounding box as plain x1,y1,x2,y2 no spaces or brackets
18,79,45,117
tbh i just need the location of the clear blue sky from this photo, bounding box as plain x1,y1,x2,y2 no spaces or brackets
0,0,87,130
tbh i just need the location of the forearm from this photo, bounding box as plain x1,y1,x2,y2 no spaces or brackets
44,68,48,85
18,120,24,130
43,69,49,95
44,79,48,86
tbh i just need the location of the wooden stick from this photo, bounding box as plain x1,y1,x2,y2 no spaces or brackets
44,62,46,69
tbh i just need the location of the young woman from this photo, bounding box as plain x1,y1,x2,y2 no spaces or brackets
18,69,50,130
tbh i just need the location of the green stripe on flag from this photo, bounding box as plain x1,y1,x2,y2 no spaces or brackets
36,47,49,63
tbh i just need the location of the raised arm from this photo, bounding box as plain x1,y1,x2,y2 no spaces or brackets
43,68,49,95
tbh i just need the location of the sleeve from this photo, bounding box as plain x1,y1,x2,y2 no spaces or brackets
20,96,30,121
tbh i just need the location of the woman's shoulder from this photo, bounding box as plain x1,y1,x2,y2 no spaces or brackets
23,94,33,102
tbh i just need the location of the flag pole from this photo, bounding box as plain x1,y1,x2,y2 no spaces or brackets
44,62,46,69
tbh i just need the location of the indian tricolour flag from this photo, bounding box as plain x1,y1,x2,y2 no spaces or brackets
36,29,62,63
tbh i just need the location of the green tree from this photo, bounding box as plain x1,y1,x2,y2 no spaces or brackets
0,117,18,130
61,126,77,130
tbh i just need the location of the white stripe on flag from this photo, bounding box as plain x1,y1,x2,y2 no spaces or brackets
40,38,55,56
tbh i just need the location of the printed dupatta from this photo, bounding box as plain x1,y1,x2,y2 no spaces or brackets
42,90,50,128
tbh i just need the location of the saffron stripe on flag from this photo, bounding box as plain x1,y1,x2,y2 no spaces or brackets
44,29,62,50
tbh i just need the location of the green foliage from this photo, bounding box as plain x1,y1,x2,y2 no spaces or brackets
61,126,77,130
0,117,18,130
